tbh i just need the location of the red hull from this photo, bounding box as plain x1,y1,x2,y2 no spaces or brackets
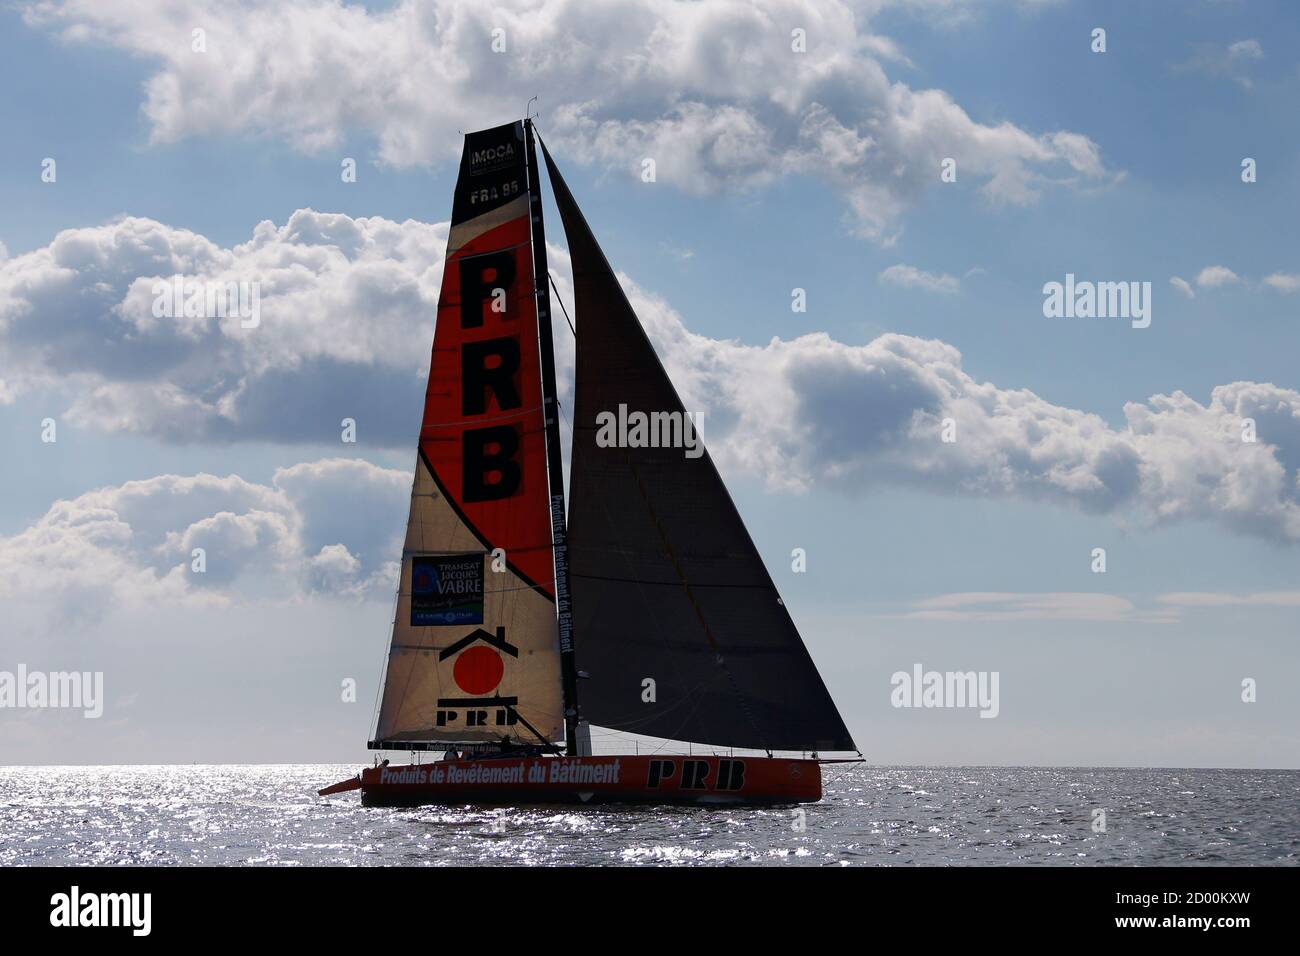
321,755,822,806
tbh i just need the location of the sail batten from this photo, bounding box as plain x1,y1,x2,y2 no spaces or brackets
539,138,857,754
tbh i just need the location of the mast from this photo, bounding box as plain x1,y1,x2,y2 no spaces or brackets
524,117,581,754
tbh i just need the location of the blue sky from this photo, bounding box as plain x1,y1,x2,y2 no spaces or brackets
1,0,1298,767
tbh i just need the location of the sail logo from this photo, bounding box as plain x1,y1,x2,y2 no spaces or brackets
467,178,522,207
410,554,484,626
457,249,527,503
890,664,999,718
595,404,704,459
49,886,151,936
0,665,102,718
1042,273,1151,328
469,141,516,174
435,627,521,730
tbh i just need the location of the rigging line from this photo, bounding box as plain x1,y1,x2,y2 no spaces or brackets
661,682,719,749
821,762,860,790
555,385,575,436
505,704,565,754
549,273,576,338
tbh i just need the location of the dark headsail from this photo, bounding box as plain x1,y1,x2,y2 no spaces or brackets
540,140,856,753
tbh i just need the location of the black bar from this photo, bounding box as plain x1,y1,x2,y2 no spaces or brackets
435,696,519,707
524,117,581,755
2,866,1285,939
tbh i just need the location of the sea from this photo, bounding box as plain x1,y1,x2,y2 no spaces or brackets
1,764,1296,866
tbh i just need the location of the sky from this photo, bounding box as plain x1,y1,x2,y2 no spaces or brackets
1,0,1298,768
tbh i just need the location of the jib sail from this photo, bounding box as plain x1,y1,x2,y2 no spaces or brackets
540,138,856,753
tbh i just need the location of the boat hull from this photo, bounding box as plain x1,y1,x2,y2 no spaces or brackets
344,754,821,806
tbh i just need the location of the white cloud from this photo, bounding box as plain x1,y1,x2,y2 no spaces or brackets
1156,591,1300,608
0,210,445,443
6,209,1300,546
1263,273,1300,294
1173,38,1264,89
21,0,1113,242
1173,267,1300,296
304,543,367,596
897,592,1177,623
860,0,1065,29
1196,265,1239,288
893,587,1300,624
620,277,1300,542
0,458,408,612
879,263,961,294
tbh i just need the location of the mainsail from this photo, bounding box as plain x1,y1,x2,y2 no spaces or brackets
540,140,857,753
372,121,564,747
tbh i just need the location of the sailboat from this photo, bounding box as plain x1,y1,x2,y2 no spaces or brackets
319,118,858,806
